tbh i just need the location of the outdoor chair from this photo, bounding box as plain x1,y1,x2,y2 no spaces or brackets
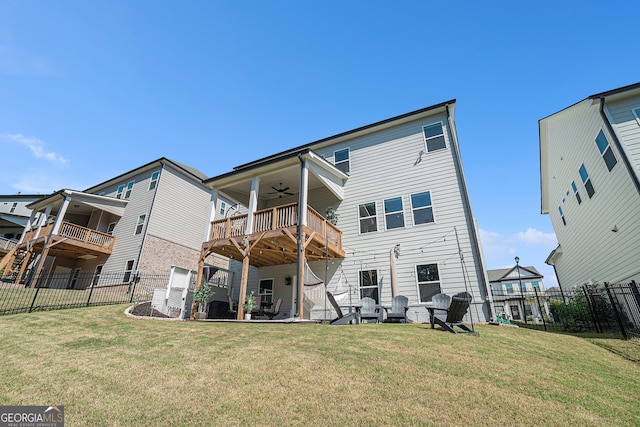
263,297,282,320
358,297,381,323
429,292,473,334
227,295,237,319
250,295,263,317
326,291,358,325
384,295,409,323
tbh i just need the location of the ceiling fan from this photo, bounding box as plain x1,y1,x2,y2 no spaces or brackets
268,183,294,198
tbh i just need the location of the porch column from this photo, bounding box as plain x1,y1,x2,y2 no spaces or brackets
245,176,260,235
237,255,250,320
34,205,52,240
19,211,37,244
51,196,71,235
296,156,309,319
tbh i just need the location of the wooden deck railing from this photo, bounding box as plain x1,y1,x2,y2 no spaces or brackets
0,237,18,252
209,203,342,248
21,221,115,251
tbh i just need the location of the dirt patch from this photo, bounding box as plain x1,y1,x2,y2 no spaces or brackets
129,301,170,318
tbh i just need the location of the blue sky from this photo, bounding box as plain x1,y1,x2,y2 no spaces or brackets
1,1,639,287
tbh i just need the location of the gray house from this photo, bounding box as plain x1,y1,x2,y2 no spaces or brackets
197,100,492,322
0,194,43,257
1,158,229,288
540,82,640,288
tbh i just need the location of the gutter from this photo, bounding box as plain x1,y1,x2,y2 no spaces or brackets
598,96,640,196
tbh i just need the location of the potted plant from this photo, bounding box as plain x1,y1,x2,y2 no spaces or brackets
244,291,256,320
193,282,214,320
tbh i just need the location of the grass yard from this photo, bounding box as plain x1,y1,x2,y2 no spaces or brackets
0,305,638,426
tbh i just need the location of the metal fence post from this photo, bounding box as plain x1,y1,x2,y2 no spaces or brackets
129,278,138,303
582,285,601,333
604,283,628,340
534,287,547,331
28,284,41,313
86,283,96,307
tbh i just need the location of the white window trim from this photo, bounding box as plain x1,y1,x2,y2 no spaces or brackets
219,201,226,216
134,214,147,235
149,170,160,190
258,278,275,304
422,121,446,153
383,196,406,230
106,222,116,235
124,180,135,199
358,269,380,302
334,148,350,174
633,108,640,127
409,191,436,226
116,184,125,199
414,262,442,304
357,200,379,235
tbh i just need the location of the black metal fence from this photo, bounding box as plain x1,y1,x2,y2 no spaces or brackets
490,281,640,339
0,271,170,316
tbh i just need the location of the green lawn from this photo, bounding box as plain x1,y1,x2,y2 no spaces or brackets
0,305,638,426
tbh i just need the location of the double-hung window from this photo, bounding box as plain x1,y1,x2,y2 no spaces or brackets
358,202,377,233
149,171,160,190
505,283,514,294
106,222,116,235
384,197,405,229
423,122,446,152
135,214,146,235
219,201,226,216
416,264,441,302
124,181,135,199
411,191,434,224
359,270,379,303
633,108,640,126
9,202,17,213
595,130,617,171
259,278,274,304
558,206,566,226
579,164,595,199
571,181,582,205
334,148,350,174
116,185,125,199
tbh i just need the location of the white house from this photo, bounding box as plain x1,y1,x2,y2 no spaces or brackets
197,100,491,322
488,265,547,321
540,82,640,289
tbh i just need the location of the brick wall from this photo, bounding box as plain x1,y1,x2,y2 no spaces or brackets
138,234,229,274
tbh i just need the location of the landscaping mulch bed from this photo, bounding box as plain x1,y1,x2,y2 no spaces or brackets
129,301,170,318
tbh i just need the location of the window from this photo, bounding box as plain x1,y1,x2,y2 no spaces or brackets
92,265,103,287
135,214,146,235
595,129,617,171
520,282,527,293
423,122,446,152
359,270,379,303
219,201,226,216
411,191,434,225
571,181,582,205
416,264,441,302
532,281,540,291
510,305,521,320
579,164,595,198
384,197,405,229
558,206,566,226
258,278,274,304
106,222,116,235
9,202,17,213
334,148,350,174
358,202,377,233
633,108,640,126
116,184,125,199
505,283,514,294
149,171,160,190
123,260,135,283
124,180,135,199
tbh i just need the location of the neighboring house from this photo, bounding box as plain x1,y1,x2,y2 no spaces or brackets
488,265,547,321
0,158,230,288
0,194,43,257
540,82,640,288
198,100,491,322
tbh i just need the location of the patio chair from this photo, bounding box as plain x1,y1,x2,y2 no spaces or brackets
429,292,473,334
263,297,282,320
250,295,263,317
358,297,381,323
326,291,357,325
227,295,237,319
384,295,409,323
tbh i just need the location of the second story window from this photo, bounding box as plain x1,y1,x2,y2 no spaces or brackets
116,185,125,199
571,181,582,205
423,122,446,152
506,283,514,294
595,130,617,172
579,164,595,199
106,222,116,235
411,191,434,224
358,202,377,233
384,197,405,230
135,214,146,235
149,171,160,190
633,108,640,126
334,148,350,174
10,202,17,213
558,206,566,226
219,201,226,216
124,181,135,199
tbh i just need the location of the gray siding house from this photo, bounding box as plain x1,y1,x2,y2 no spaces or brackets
0,194,43,257
1,158,229,288
540,82,640,288
198,100,491,322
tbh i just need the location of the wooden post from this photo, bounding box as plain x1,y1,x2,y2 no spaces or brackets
190,249,207,320
238,255,250,320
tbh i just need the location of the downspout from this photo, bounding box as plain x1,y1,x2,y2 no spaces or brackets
446,104,493,320
598,96,640,196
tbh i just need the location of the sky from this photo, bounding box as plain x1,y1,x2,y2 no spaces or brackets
1,1,639,288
